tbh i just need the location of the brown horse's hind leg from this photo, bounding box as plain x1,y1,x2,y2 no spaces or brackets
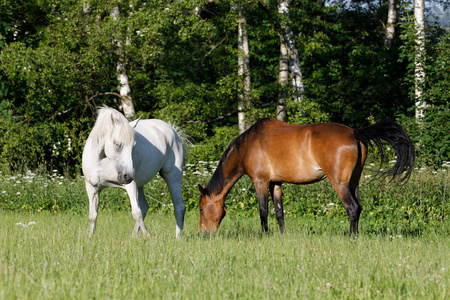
270,182,285,233
328,180,362,236
254,179,270,232
325,141,366,236
341,187,362,235
346,187,362,236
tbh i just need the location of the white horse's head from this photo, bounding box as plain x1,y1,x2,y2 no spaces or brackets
93,107,136,184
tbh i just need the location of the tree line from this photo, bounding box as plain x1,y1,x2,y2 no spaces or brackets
0,0,449,174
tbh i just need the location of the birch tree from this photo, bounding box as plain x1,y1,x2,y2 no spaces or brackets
384,0,399,49
111,3,135,119
277,40,289,121
258,0,305,121
271,0,305,121
238,1,252,133
414,0,426,120
278,0,304,105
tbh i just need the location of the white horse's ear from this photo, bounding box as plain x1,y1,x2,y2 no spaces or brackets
132,117,141,129
111,114,121,126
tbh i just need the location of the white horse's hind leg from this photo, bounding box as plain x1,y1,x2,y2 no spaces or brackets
165,177,186,239
85,181,100,236
126,182,150,237
133,186,149,234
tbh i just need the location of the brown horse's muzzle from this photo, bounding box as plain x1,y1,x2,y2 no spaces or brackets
199,219,219,234
199,227,217,236
198,184,226,234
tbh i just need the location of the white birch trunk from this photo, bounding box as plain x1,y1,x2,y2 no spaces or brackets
384,0,399,49
414,0,426,120
278,0,304,104
111,4,135,119
238,3,252,133
277,40,289,121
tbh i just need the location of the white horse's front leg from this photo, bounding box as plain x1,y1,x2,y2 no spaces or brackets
85,181,100,236
126,182,150,237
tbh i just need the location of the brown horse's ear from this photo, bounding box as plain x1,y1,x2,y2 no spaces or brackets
198,184,206,195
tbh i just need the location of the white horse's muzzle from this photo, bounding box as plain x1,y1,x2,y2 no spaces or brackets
118,171,134,184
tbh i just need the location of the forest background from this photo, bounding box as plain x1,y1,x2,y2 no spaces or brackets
0,0,449,175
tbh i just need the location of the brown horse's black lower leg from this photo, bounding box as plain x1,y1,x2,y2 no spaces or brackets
347,200,362,235
332,182,362,236
346,185,362,236
259,198,269,232
255,180,269,232
259,203,269,232
270,182,285,233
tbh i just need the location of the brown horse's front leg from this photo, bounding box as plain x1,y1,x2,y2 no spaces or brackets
270,182,284,233
254,179,270,232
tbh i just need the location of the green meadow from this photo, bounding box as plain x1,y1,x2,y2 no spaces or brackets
0,165,449,299
1,212,448,299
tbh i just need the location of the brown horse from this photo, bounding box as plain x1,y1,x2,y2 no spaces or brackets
198,118,414,235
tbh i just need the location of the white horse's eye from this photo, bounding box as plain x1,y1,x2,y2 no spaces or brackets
113,140,123,150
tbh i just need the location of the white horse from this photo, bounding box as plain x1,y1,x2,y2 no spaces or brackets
82,106,187,239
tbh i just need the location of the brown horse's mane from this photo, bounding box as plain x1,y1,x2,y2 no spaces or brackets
205,118,272,196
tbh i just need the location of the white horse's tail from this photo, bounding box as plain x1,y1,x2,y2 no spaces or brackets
170,123,192,165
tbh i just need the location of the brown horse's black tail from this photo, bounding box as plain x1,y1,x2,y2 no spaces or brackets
354,120,415,183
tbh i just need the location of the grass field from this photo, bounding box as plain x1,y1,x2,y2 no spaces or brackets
0,164,449,299
1,210,448,299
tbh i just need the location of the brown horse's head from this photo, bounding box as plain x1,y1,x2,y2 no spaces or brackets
198,184,226,233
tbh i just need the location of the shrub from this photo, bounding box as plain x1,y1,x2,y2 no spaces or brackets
187,125,239,163
0,117,90,175
399,106,450,169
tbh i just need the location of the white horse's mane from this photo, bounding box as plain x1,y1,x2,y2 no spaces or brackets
89,106,134,148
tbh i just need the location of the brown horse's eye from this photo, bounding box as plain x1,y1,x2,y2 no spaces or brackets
199,208,204,213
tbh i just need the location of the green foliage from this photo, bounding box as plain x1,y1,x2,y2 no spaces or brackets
187,126,239,163
400,107,450,168
398,17,450,169
153,78,239,141
0,0,448,172
286,98,330,125
426,35,450,106
297,1,410,127
0,117,90,174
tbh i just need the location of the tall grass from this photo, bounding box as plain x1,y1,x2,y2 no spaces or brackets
0,163,448,235
0,211,448,299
